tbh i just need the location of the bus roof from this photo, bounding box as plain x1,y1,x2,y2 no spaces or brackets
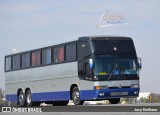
78,36,132,41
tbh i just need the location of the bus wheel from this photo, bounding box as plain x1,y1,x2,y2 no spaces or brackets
26,90,40,106
72,87,84,105
52,101,69,106
18,90,26,107
26,90,32,106
109,98,120,104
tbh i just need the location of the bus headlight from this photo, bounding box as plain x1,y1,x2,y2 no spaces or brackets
95,85,108,90
131,84,139,88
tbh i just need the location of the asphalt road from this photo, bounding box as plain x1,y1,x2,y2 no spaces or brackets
0,103,160,115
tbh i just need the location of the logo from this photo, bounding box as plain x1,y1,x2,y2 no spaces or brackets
118,84,122,88
96,11,129,28
2,107,11,112
1,107,42,112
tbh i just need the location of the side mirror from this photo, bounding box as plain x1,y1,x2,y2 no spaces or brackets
89,59,94,70
137,57,142,70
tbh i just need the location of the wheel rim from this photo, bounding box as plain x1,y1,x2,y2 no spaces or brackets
72,89,80,104
19,93,24,105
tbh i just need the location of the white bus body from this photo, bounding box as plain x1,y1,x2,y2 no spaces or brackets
5,36,141,106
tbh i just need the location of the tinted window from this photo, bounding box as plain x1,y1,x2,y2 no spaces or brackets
78,59,92,79
91,39,136,53
31,50,41,66
84,60,92,80
12,54,20,70
22,52,30,68
78,60,84,76
53,46,64,63
5,57,12,71
42,48,51,65
66,43,76,62
78,41,90,59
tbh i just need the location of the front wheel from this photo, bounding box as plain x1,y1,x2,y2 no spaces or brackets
109,98,120,104
72,87,84,105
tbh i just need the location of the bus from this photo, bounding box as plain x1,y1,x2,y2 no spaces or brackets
5,36,142,106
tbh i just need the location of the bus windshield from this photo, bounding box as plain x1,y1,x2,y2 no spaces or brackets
94,55,115,76
117,54,138,75
94,54,138,76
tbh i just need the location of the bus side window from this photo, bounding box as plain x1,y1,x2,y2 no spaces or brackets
66,43,77,62
31,50,41,67
5,57,12,71
78,41,90,59
42,48,51,65
78,60,85,78
53,46,64,63
84,60,92,80
59,47,64,62
22,52,30,68
78,59,92,80
12,54,20,70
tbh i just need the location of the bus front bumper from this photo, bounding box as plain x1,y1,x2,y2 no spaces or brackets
80,88,139,100
94,88,139,99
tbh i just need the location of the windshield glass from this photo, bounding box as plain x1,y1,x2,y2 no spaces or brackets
117,54,138,75
94,55,115,76
94,54,138,76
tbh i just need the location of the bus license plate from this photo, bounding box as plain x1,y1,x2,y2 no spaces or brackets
110,92,128,96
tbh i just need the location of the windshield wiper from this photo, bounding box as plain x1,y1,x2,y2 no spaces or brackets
108,64,124,80
108,64,118,80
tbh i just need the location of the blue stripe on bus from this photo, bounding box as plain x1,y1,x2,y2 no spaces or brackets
6,88,139,102
6,91,70,102
32,91,70,101
6,94,17,102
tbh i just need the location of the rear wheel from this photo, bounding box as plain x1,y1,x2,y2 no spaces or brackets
52,101,69,106
26,90,32,106
18,90,26,107
72,87,84,105
26,90,40,107
109,98,120,104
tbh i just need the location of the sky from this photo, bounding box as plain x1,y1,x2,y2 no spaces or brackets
0,0,160,93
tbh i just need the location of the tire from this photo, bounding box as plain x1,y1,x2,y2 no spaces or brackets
26,90,40,107
72,87,84,105
109,98,120,104
26,90,32,107
52,101,69,106
18,90,26,107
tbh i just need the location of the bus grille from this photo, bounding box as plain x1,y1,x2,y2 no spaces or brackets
109,86,130,89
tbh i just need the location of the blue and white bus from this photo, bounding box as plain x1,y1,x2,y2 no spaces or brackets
5,36,142,106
